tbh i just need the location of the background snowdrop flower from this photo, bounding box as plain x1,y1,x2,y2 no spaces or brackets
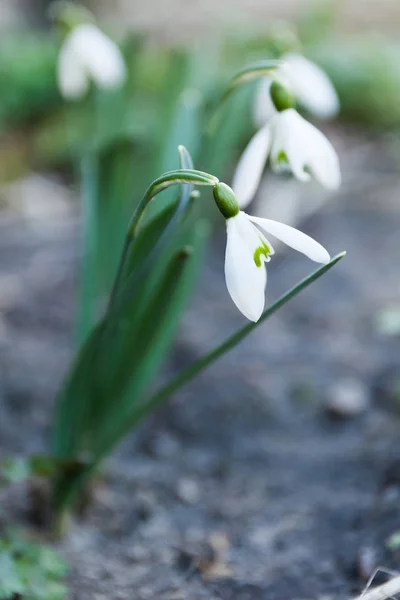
214,183,330,321
283,53,339,120
232,82,341,209
57,23,127,100
269,108,341,189
254,53,339,126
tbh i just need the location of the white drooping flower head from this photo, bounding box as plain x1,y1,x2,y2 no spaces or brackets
232,82,341,208
283,53,339,120
255,53,339,126
214,183,330,321
54,3,127,101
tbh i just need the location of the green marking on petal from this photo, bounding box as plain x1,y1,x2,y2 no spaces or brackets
276,151,289,165
253,239,272,267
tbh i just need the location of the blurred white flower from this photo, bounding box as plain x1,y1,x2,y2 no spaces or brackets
232,108,341,208
57,23,127,100
283,54,339,119
255,53,339,126
225,210,330,321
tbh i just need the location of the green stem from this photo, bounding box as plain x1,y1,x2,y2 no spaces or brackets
108,169,218,309
207,59,283,135
127,169,218,238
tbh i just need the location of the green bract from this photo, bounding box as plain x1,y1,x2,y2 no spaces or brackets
213,182,240,219
270,81,295,112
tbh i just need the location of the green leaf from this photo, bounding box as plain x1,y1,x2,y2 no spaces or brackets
121,199,179,287
78,153,99,343
51,220,210,510
78,138,137,343
95,138,136,291
0,552,24,598
148,80,203,221
0,531,68,600
40,547,68,579
93,219,210,456
141,252,346,414
201,82,254,181
0,456,31,485
52,322,105,459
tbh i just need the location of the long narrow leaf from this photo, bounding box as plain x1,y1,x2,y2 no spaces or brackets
93,219,210,455
78,154,99,343
127,252,347,425
77,252,345,475
51,322,105,459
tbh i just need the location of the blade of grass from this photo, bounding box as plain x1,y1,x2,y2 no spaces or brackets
128,251,347,423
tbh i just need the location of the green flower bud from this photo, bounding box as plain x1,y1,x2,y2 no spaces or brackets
213,183,240,219
270,81,295,112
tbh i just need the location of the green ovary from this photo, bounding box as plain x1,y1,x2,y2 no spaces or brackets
253,240,271,267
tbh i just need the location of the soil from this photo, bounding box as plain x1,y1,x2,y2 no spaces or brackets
1,127,400,599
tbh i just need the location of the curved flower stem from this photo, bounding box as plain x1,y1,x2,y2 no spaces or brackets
107,169,218,310
222,59,283,100
207,59,283,135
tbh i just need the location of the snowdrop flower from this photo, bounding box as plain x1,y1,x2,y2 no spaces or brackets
255,53,339,125
57,23,127,100
213,183,330,321
283,53,339,119
232,82,341,208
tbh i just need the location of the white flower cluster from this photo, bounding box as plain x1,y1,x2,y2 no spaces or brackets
232,55,341,209
54,12,341,323
220,56,341,321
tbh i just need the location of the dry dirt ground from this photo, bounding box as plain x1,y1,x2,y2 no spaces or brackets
1,126,400,599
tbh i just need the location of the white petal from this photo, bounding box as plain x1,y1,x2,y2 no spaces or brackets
271,109,341,190
270,110,311,182
284,53,339,120
301,120,341,190
69,24,127,91
225,213,268,321
253,78,277,127
247,214,330,264
57,38,89,100
232,124,271,209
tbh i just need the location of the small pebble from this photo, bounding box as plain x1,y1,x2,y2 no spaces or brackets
176,478,200,504
326,379,370,418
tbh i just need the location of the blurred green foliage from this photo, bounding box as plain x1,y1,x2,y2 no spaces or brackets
310,38,400,129
51,152,214,511
3,23,400,186
0,33,59,131
0,456,57,488
0,530,67,600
